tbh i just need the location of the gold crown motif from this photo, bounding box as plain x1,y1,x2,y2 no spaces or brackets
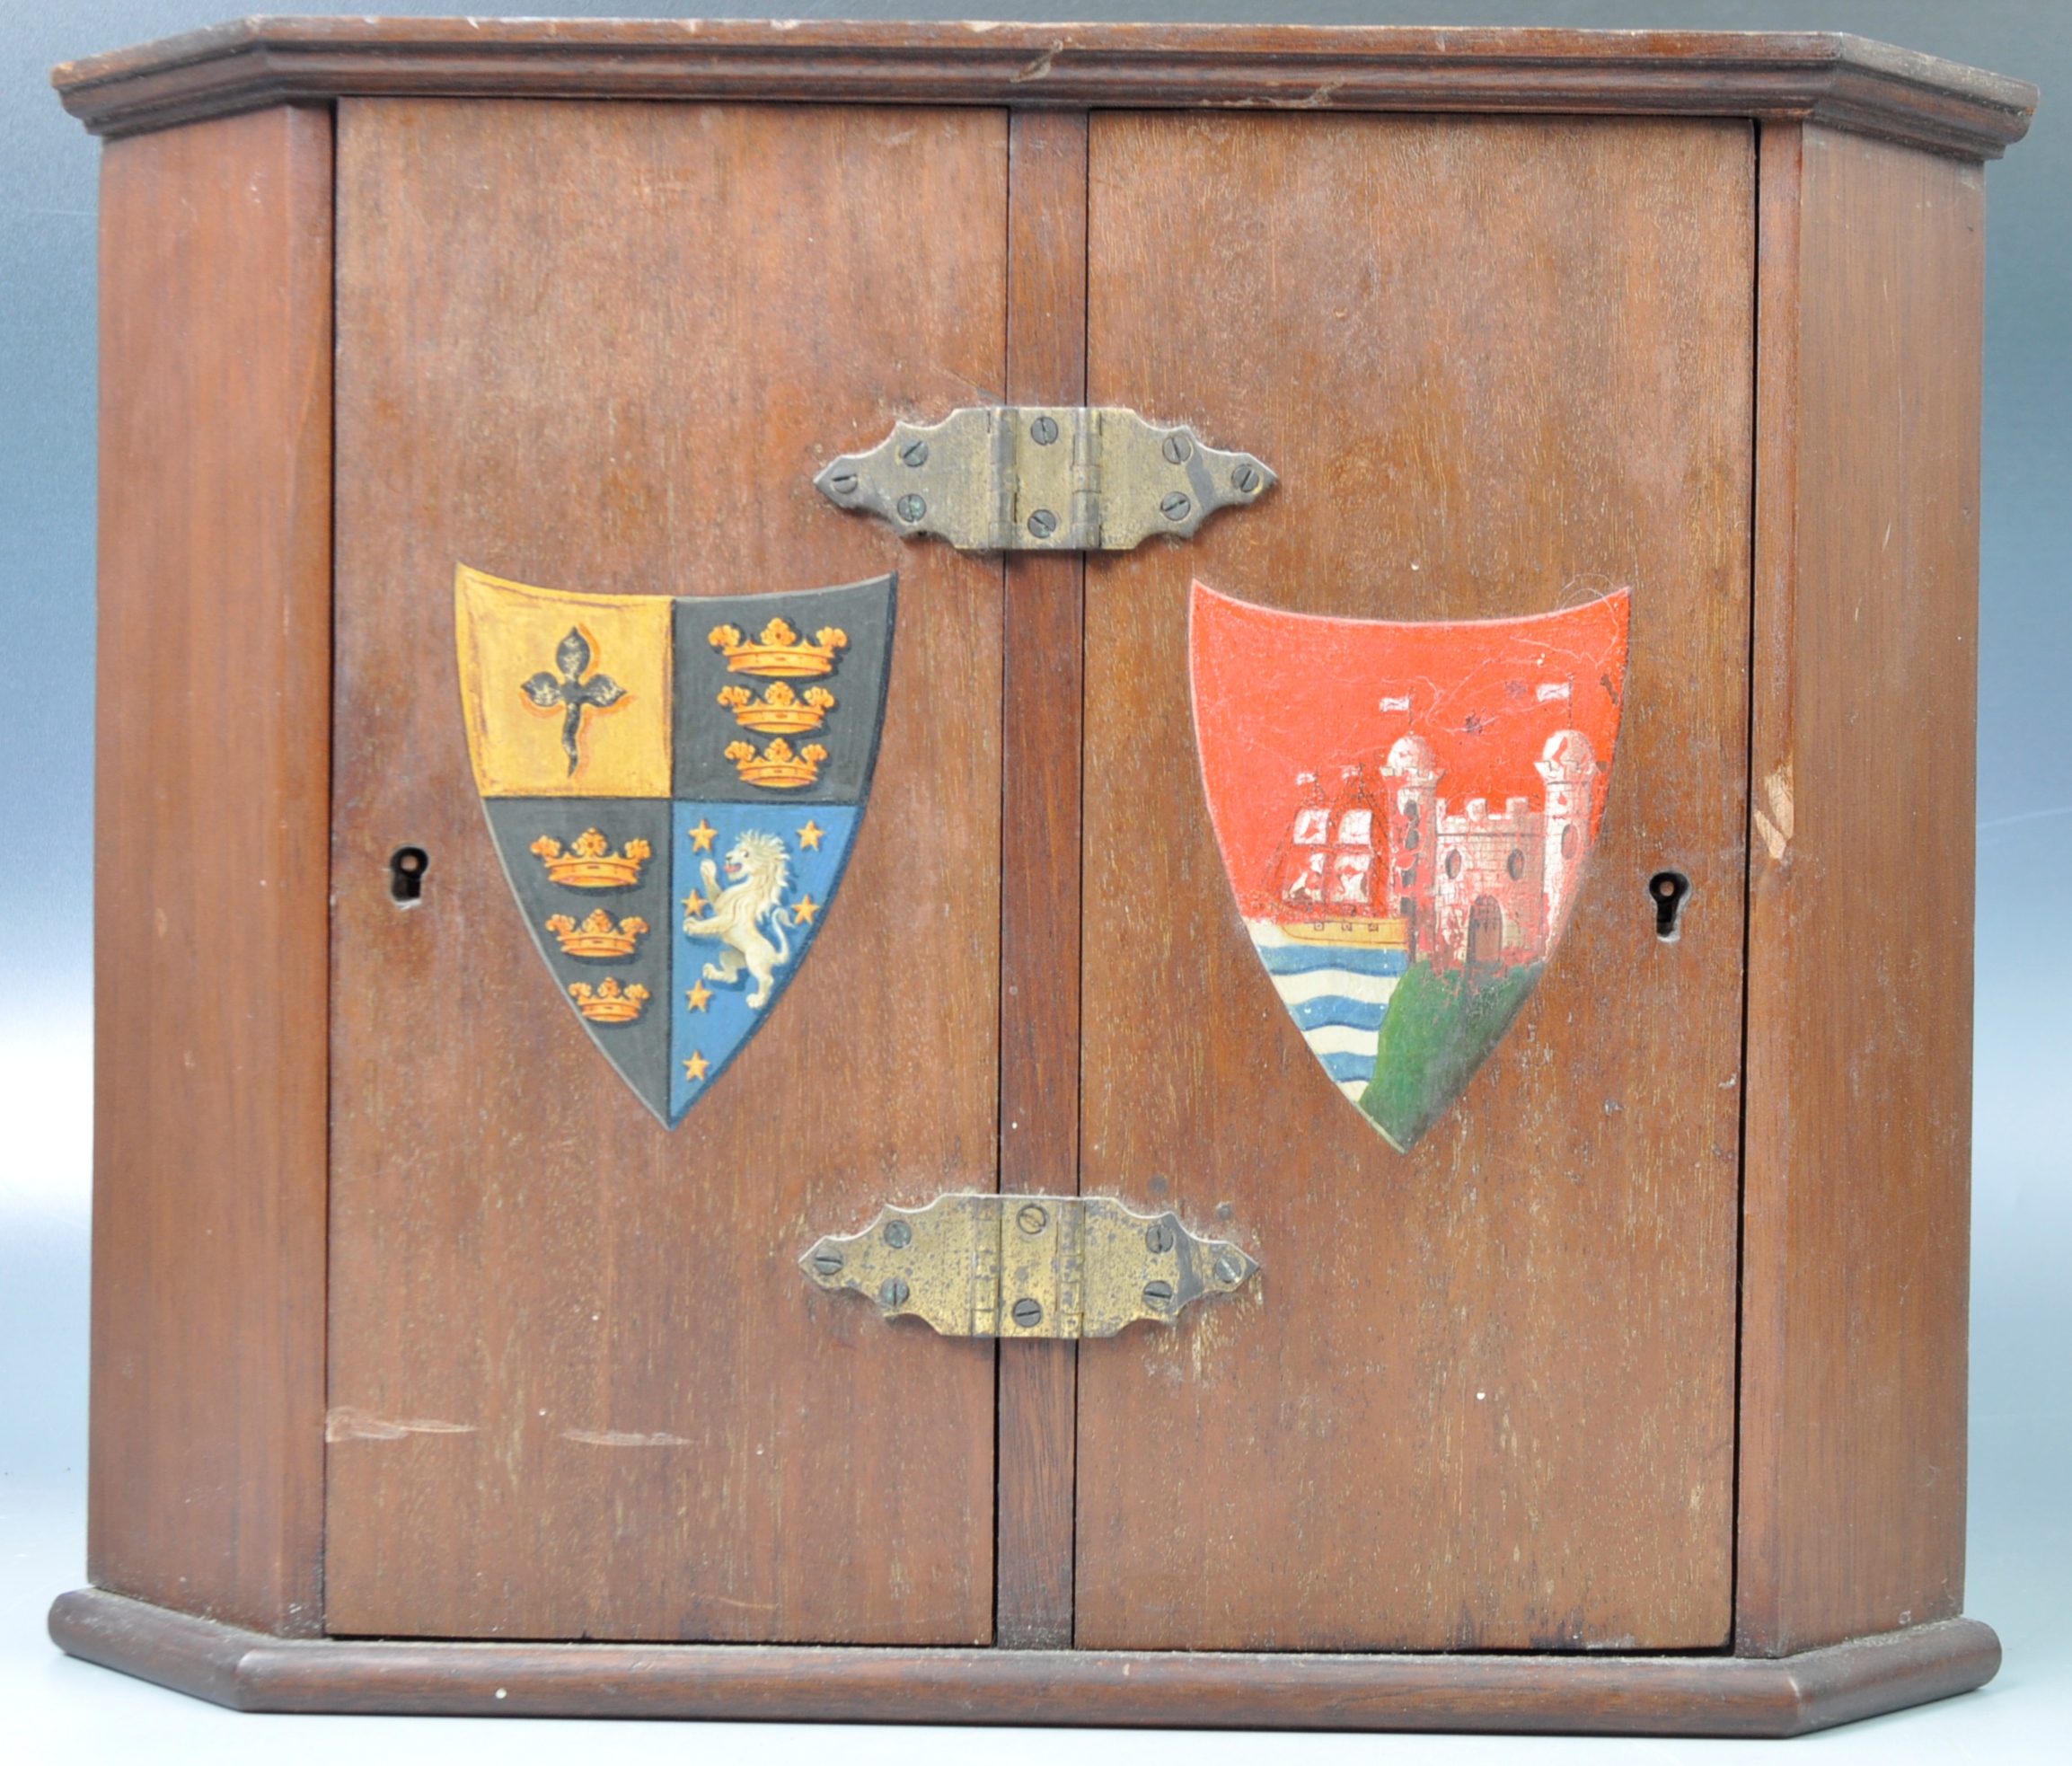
531,829,652,888
725,737,827,790
709,617,848,678
545,909,648,960
718,679,835,734
568,977,649,1023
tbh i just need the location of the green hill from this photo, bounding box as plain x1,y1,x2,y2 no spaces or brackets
1360,958,1544,1151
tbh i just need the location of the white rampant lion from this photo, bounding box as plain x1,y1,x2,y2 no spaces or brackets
682,828,795,1009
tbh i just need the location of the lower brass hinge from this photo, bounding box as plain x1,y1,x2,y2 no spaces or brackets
799,1193,1259,1338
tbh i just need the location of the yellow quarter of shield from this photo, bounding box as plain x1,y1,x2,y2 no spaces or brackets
455,563,673,798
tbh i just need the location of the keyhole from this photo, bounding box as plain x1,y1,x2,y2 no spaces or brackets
1649,870,1690,940
389,846,429,905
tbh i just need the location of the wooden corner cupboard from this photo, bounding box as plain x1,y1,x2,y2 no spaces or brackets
49,15,2033,1738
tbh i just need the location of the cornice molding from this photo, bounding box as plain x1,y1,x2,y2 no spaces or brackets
53,18,2036,159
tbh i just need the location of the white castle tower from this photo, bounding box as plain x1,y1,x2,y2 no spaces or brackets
1536,728,1600,944
1380,734,1442,828
1380,733,1442,936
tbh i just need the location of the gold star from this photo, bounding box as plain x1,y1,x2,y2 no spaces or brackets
687,819,717,852
685,981,712,1013
797,820,824,851
682,889,707,916
683,1051,709,1082
792,895,820,926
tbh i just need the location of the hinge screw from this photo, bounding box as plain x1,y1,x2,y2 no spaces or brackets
884,1220,913,1249
899,439,930,467
1027,508,1058,540
896,494,927,522
1142,1279,1176,1309
811,1249,844,1276
1029,414,1060,446
826,470,859,496
1017,1203,1049,1235
1144,1221,1174,1254
1162,433,1194,464
1233,465,1261,493
1160,492,1193,522
1011,1297,1045,1329
1213,1252,1246,1285
880,1276,911,1307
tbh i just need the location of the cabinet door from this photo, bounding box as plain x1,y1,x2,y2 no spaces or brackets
326,99,1007,1643
1076,114,1753,1650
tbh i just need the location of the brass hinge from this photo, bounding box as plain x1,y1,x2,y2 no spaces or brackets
814,407,1275,552
799,1193,1259,1339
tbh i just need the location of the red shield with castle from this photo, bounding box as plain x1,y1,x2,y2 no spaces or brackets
1190,582,1630,1152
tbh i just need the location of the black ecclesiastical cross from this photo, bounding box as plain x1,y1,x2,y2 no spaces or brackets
521,628,626,774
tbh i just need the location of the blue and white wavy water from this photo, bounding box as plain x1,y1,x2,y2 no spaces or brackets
1246,921,1408,1101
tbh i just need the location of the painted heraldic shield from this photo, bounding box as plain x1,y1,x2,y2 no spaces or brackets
1190,581,1629,1152
456,563,895,1126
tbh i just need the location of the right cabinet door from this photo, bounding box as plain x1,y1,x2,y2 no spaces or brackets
1075,114,1754,1651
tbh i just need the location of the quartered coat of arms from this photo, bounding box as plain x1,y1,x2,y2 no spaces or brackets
455,563,894,1126
1190,581,1629,1152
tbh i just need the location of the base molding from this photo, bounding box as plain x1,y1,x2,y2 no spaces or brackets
48,1589,1998,1737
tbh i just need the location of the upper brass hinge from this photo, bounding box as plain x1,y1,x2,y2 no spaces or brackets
814,407,1275,552
799,1192,1259,1338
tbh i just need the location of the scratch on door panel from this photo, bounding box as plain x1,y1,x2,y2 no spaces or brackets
326,1407,475,1443
1754,760,1795,861
560,1428,692,1447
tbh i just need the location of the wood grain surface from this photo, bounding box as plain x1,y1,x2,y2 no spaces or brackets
994,109,1089,1651
50,1585,2001,1737
325,98,1008,1643
88,106,333,1637
1074,113,1755,1652
51,19,2035,161
1736,123,1986,1656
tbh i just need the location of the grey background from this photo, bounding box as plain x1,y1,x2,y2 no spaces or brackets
1,1,2064,1759
485,796,680,1113
673,577,896,802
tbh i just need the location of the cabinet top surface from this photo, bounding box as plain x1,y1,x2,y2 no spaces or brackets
53,15,2033,158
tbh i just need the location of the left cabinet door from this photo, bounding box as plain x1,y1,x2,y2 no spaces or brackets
326,98,1009,1644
